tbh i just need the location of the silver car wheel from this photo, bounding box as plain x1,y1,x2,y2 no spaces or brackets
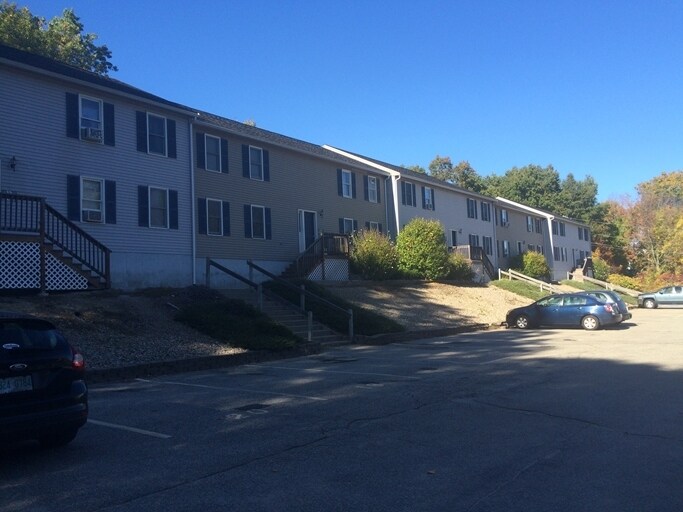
515,315,530,329
644,299,656,309
582,315,599,330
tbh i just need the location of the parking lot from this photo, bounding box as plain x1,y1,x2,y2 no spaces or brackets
2,308,683,511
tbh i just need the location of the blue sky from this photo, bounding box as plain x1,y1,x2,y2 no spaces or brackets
24,0,683,201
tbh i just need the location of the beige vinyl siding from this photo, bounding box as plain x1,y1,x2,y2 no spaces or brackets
194,132,387,262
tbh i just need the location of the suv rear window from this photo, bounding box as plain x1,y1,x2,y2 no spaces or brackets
0,319,63,350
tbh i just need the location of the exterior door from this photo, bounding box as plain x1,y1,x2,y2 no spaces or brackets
298,210,317,252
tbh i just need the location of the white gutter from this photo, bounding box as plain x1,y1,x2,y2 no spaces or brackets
496,196,556,265
323,145,402,235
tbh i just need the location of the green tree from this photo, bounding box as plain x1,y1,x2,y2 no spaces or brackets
487,164,562,211
404,164,427,174
428,155,454,182
396,218,450,280
0,2,117,75
350,229,400,280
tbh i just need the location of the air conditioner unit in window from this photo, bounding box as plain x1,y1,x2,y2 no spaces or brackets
83,210,103,223
81,127,103,142
502,221,510,227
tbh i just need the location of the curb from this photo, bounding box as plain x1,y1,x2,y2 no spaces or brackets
354,323,498,345
87,343,322,384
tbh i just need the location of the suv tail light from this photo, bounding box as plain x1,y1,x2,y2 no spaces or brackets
72,347,85,370
604,304,615,314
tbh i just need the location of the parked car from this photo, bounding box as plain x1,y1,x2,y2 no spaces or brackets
0,311,87,448
638,286,683,309
575,290,632,322
506,293,621,330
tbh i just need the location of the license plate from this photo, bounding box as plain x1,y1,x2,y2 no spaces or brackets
0,375,33,394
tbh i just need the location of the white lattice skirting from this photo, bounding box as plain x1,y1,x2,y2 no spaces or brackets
0,241,88,291
307,258,349,281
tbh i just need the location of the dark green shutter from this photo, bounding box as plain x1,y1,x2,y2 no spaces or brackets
66,93,79,139
364,176,369,201
169,190,178,229
338,218,344,233
103,103,115,146
401,182,406,205
351,172,356,198
197,198,207,234
138,186,149,226
265,208,272,239
222,202,230,236
431,190,435,210
105,180,116,224
196,133,205,169
337,169,343,196
136,112,147,152
220,139,229,173
67,175,80,220
422,186,426,209
244,205,252,237
263,150,270,181
167,120,176,159
242,145,250,177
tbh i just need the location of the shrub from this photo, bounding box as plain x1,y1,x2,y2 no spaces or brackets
592,257,611,281
607,273,642,291
350,230,400,280
447,252,474,281
509,251,550,280
396,218,450,280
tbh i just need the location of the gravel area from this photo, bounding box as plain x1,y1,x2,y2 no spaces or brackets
0,282,532,371
323,281,532,330
0,288,245,370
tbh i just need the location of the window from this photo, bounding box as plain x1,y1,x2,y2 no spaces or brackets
66,93,114,145
249,146,264,180
149,187,169,228
467,198,478,219
552,220,558,235
251,205,266,239
559,222,566,236
67,175,116,224
528,244,535,252
578,226,583,240
367,176,378,203
451,230,458,247
80,96,102,142
561,247,568,262
401,181,416,206
535,218,543,233
341,170,353,197
469,234,480,248
422,187,434,210
537,245,544,255
198,198,230,236
147,114,167,156
207,199,223,235
553,246,560,261
483,236,493,256
137,186,178,229
81,178,103,222
481,202,491,221
584,228,590,241
342,218,355,235
526,216,533,232
502,240,510,257
368,221,380,231
205,135,221,172
517,241,524,255
500,209,509,225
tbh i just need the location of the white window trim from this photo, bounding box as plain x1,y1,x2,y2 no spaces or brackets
368,176,378,203
251,204,266,239
149,186,169,229
79,95,103,143
80,176,104,222
481,202,490,222
206,198,223,236
502,240,510,257
249,146,264,181
205,134,222,173
501,209,509,225
406,182,416,207
424,187,434,210
483,236,493,256
343,217,355,234
369,221,380,231
342,170,353,198
467,198,477,219
147,113,167,157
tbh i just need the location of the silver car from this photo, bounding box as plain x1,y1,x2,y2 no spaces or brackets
638,286,683,309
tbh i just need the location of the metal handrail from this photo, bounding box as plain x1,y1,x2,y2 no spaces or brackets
247,260,354,340
294,233,350,278
205,259,263,311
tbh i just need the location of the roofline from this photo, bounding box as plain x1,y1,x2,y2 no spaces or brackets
322,145,397,177
496,197,554,219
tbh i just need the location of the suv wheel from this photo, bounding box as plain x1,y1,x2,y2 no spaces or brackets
581,315,600,330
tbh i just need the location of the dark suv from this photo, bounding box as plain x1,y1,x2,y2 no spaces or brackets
576,290,632,322
0,312,87,448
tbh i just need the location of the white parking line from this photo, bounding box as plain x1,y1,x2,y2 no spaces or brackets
136,378,328,401
247,364,420,380
88,419,171,439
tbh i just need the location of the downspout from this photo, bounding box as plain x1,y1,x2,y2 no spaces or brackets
546,214,555,270
189,118,197,284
